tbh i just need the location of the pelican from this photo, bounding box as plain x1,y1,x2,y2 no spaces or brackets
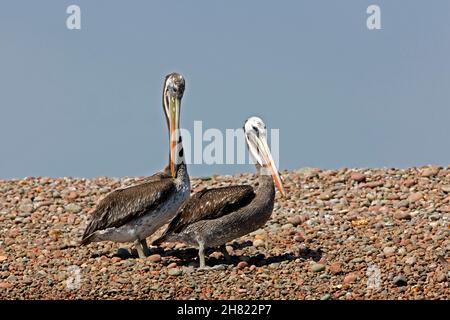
153,116,284,268
80,73,190,258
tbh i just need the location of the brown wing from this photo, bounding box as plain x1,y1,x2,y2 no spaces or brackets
81,178,175,243
158,185,255,238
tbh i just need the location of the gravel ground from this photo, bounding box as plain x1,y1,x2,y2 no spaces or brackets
0,166,449,299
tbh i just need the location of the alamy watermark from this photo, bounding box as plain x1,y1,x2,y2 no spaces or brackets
66,5,81,30
66,265,82,290
367,5,381,30
66,4,382,31
176,121,280,167
366,264,381,290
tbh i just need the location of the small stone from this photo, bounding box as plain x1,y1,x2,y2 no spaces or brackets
287,215,303,226
395,200,409,209
383,246,396,256
319,193,331,200
343,273,357,284
350,172,366,183
311,263,326,273
320,294,331,300
253,239,265,247
254,234,265,240
174,243,186,250
393,212,411,220
441,185,450,193
22,277,32,285
66,192,79,201
296,167,320,178
0,282,13,289
0,255,7,262
116,277,129,284
393,275,407,286
209,251,222,259
19,204,34,214
167,262,177,269
237,261,249,269
111,257,121,263
48,229,62,239
407,192,423,203
211,264,227,270
403,179,416,187
147,254,161,263
168,268,182,276
329,262,342,275
421,167,439,177
429,214,440,221
435,272,447,283
225,245,234,254
64,204,81,213
405,257,416,265
281,223,293,230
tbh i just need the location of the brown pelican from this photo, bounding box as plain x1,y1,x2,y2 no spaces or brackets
153,116,285,268
80,73,190,258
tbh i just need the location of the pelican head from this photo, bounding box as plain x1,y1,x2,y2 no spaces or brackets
162,73,185,177
244,116,285,197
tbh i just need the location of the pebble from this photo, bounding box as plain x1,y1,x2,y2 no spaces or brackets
111,257,121,263
253,239,265,247
421,167,439,177
147,254,161,263
405,257,416,265
407,192,423,203
393,212,411,220
19,204,34,214
237,261,249,269
0,282,13,289
395,200,409,209
0,169,448,300
319,193,331,200
343,273,357,284
287,215,303,226
350,172,366,183
310,263,326,273
168,268,182,276
281,223,293,230
393,275,408,286
383,246,396,256
64,204,81,213
329,262,342,275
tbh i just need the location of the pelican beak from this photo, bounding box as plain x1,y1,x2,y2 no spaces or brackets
169,96,181,178
256,136,286,197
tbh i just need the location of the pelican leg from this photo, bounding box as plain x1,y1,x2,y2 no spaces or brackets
198,241,206,269
134,239,147,259
140,239,150,256
220,245,232,263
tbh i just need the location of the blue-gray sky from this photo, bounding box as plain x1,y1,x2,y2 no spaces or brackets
1,1,449,179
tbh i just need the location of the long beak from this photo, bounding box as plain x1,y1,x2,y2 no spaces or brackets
255,136,286,197
169,96,181,178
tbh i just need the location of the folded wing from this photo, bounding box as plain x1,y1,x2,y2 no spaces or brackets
154,185,255,243
81,178,175,244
